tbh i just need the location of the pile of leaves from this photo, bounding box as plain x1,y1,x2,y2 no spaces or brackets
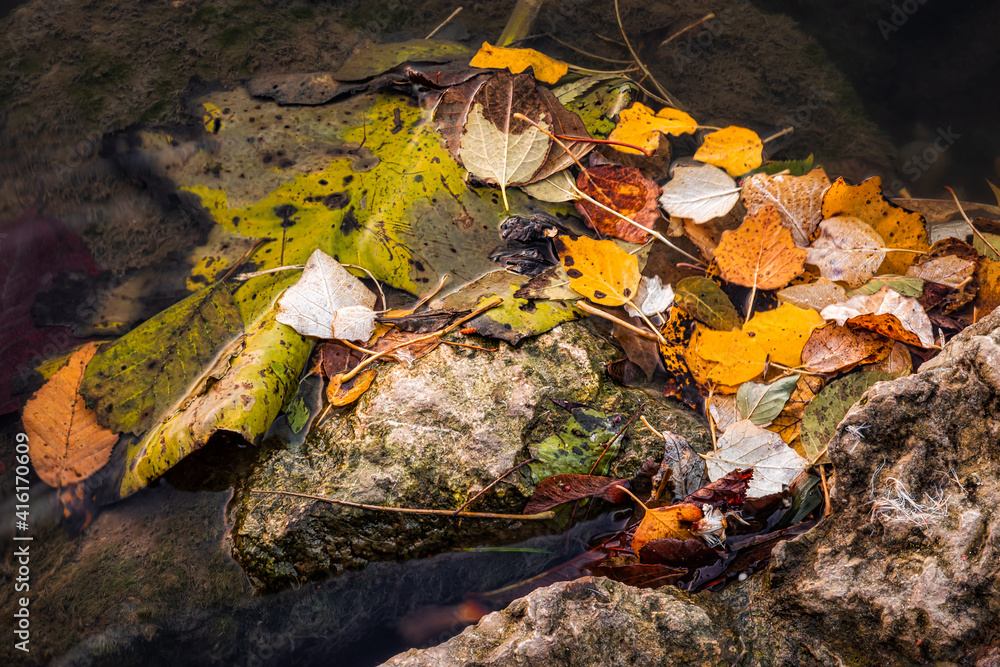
15,36,1000,576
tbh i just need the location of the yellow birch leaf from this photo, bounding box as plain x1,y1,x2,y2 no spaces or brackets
554,235,641,306
715,205,807,290
694,126,763,176
469,41,569,84
820,177,929,275
743,303,826,367
327,367,378,407
632,502,703,553
608,102,698,155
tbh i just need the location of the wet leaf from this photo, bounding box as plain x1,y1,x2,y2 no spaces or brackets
528,407,623,481
715,205,807,291
849,275,924,298
704,420,809,497
682,468,752,509
275,249,377,341
741,168,831,246
632,502,703,552
658,163,740,224
80,285,243,435
806,216,886,288
119,309,311,497
736,375,800,425
694,126,763,176
821,177,929,275
575,165,661,243
523,474,631,514
607,102,698,155
800,323,891,374
820,286,935,348
800,371,896,463
673,276,740,331
520,169,577,202
555,235,641,307
22,343,118,487
776,278,847,312
555,76,638,140
327,367,378,407
586,562,687,588
469,41,568,84
638,538,721,568
333,39,471,81
624,276,674,318
766,375,824,446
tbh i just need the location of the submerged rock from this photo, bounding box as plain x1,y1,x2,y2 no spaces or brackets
230,320,711,592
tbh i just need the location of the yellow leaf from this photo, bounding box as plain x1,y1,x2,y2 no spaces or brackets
715,205,807,290
632,502,703,553
327,367,378,407
743,303,826,367
694,126,763,176
469,41,569,84
554,235,641,307
608,102,698,155
821,177,928,275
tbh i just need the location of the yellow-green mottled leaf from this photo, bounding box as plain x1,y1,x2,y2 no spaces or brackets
332,39,472,81
556,77,638,139
528,407,623,482
80,285,243,435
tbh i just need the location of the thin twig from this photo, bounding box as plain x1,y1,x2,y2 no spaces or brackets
639,415,663,439
625,299,667,344
589,405,643,475
761,127,794,144
252,489,554,521
235,264,305,281
945,186,1000,259
221,237,274,282
612,0,680,107
413,274,451,311
706,388,718,451
443,340,499,352
575,301,659,341
453,458,536,515
425,6,463,39
819,465,832,517
567,65,639,75
544,32,633,63
659,13,715,47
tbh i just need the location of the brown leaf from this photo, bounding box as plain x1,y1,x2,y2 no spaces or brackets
682,467,752,509
585,562,687,588
433,72,492,155
22,342,118,487
523,474,631,514
863,341,912,375
806,216,886,288
575,165,661,243
741,168,831,246
906,237,979,313
715,205,807,290
327,367,378,407
800,323,892,374
821,286,935,348
766,375,824,445
638,537,721,567
532,86,594,181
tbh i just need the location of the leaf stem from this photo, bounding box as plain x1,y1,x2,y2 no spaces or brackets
659,13,715,47
575,301,659,341
424,6,463,40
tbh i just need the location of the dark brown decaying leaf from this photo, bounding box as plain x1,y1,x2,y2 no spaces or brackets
523,474,631,514
532,86,594,181
682,467,752,509
586,563,687,589
638,537,721,567
575,165,661,243
433,72,492,155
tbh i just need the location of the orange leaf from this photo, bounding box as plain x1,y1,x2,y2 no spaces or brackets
800,323,891,374
21,342,118,487
715,205,807,290
555,235,641,307
575,165,661,243
632,502,703,553
821,177,928,275
327,367,378,407
694,126,763,176
741,168,831,246
974,256,1000,314
469,42,569,84
608,102,698,155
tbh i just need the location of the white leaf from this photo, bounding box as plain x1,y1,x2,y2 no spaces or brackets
658,163,741,224
708,394,740,433
460,103,550,189
624,276,674,318
819,286,934,347
806,216,886,288
705,420,808,497
276,249,377,341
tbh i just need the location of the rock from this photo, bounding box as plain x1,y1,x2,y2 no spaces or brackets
230,320,711,592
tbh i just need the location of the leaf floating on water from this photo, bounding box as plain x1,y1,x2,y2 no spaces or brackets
736,375,800,426
276,249,377,341
806,216,886,288
715,205,808,290
741,168,831,247
704,420,809,497
631,502,704,553
658,163,740,224
555,235,641,307
694,126,763,176
523,474,631,514
22,343,118,487
608,102,698,155
469,41,569,84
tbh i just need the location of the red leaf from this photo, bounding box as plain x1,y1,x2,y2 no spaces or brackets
682,468,753,509
637,537,721,568
575,165,660,243
585,563,687,589
524,474,630,514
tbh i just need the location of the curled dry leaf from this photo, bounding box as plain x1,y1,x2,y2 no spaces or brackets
682,467,752,509
703,419,809,497
658,163,740,224
800,323,892,374
806,216,886,288
608,102,698,155
715,205,807,291
469,41,569,84
575,164,661,243
554,235,641,307
820,286,935,348
741,168,831,247
694,126,763,176
523,474,631,514
22,342,118,487
821,176,929,275
776,277,847,312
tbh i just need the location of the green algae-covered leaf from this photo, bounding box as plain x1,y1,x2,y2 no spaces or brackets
745,155,815,177
736,375,799,426
528,406,624,483
80,285,243,435
673,276,740,331
119,310,311,497
432,270,579,344
555,76,638,139
800,371,898,464
332,39,472,81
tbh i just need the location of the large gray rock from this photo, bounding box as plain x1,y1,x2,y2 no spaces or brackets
230,320,711,591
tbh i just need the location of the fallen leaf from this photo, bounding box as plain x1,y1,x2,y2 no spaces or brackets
820,286,935,348
520,169,577,202
800,371,897,463
523,474,631,514
682,467,753,509
736,375,800,425
22,343,118,487
974,256,1000,313
694,126,763,176
806,216,886,288
800,323,891,374
821,177,928,275
332,39,472,81
849,275,924,298
555,235,641,307
905,237,979,312
708,395,740,432
608,102,698,155
624,276,674,318
766,375,824,445
575,165,661,243
863,341,912,375
586,562,687,588
658,163,740,223
528,406,624,481
326,367,378,407
776,278,847,312
632,502,704,552
637,538,721,568
469,41,569,84
741,168,831,246
673,276,740,331
704,420,809,497
276,249,377,341
715,205,807,291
